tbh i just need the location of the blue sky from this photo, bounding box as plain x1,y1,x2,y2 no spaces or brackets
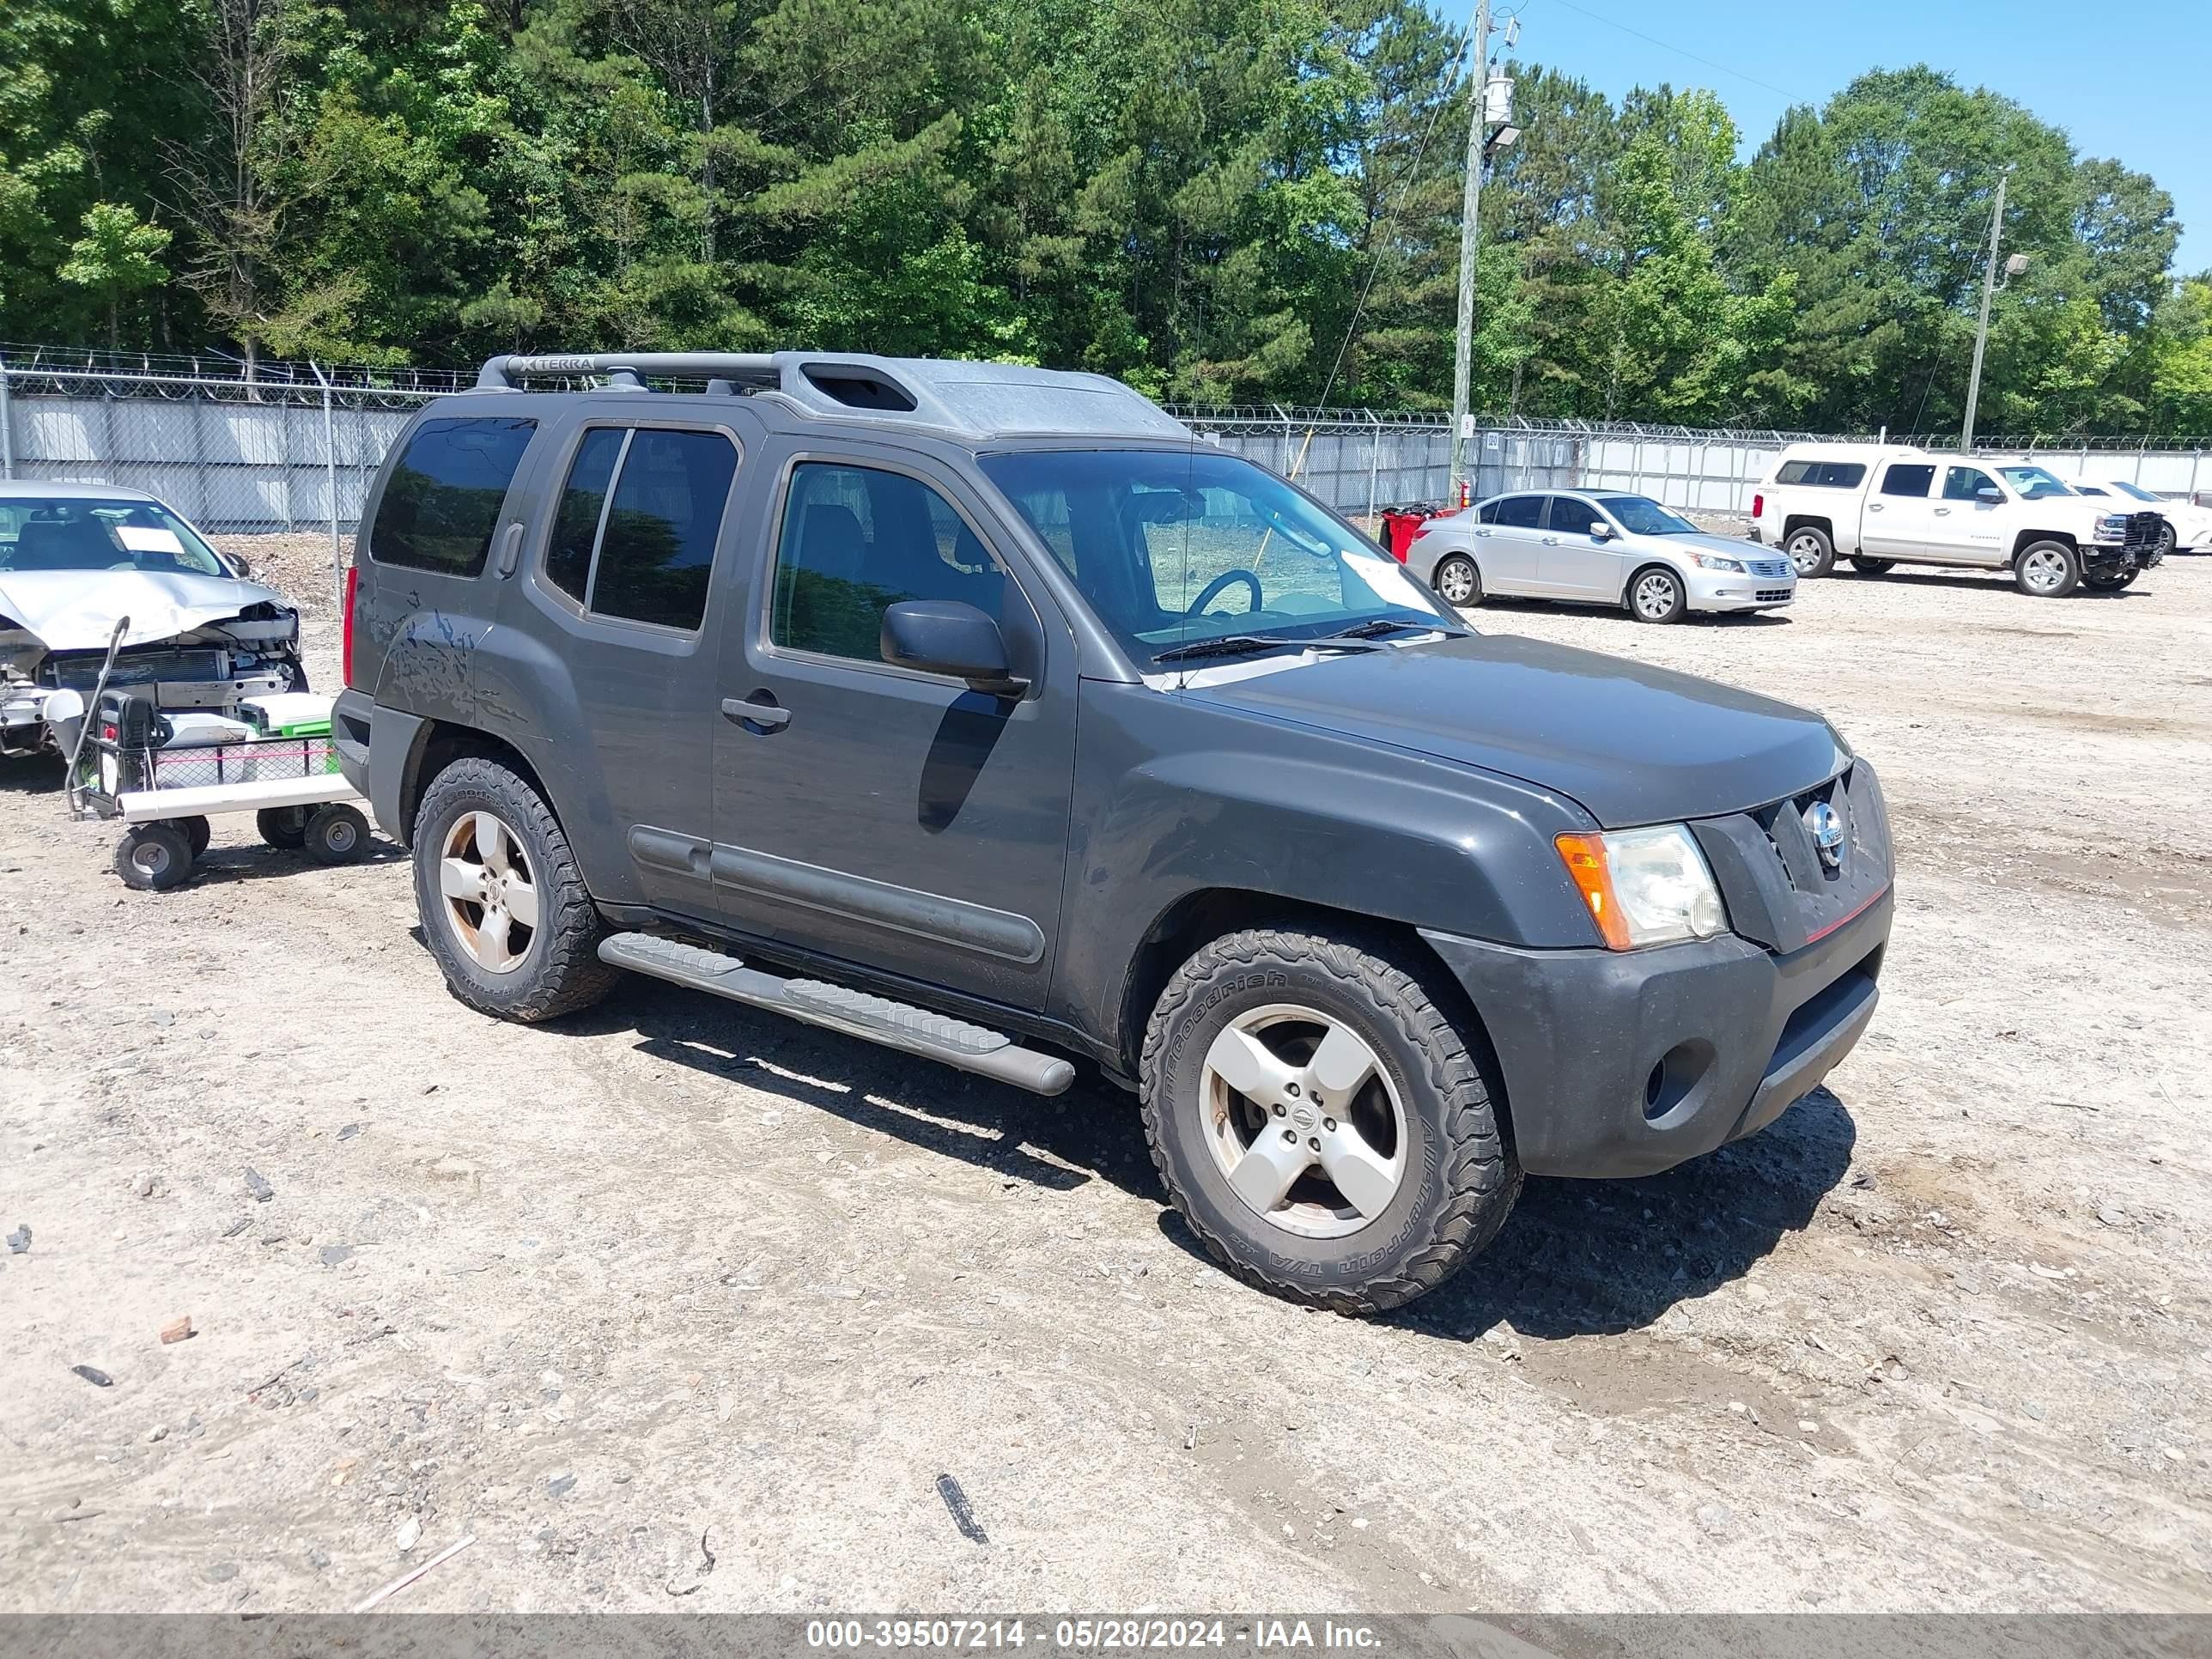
1503,0,2211,276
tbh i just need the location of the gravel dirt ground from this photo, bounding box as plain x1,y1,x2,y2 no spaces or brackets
2,535,2209,1617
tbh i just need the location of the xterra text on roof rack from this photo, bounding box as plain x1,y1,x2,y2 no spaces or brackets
333,351,1893,1313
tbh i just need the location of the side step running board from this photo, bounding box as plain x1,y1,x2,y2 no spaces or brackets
598,933,1077,1097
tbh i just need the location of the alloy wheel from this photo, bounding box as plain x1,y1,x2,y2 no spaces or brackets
2020,547,2070,594
1200,1005,1407,1239
438,810,541,973
1435,556,1477,605
1786,534,1824,574
1632,571,1680,620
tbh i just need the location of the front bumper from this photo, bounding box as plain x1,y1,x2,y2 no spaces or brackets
1421,884,1890,1179
1683,563,1796,613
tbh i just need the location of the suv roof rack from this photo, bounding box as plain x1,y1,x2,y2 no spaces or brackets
471,350,1190,442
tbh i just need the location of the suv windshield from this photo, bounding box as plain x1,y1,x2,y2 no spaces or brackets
1597,495,1698,536
1996,465,2071,501
0,497,231,576
979,449,1457,664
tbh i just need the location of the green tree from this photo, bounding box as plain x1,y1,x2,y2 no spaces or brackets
58,202,171,346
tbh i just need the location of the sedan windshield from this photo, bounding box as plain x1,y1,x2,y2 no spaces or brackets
1597,495,1698,536
979,448,1458,665
1996,465,2071,501
2106,480,2161,503
0,497,230,576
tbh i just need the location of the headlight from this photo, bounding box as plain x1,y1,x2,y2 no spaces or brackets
2094,514,2129,541
1689,552,1746,572
1554,825,1728,950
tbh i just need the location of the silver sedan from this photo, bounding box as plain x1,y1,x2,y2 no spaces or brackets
1407,489,1797,623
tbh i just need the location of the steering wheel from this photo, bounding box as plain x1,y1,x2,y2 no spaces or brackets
1187,568,1262,616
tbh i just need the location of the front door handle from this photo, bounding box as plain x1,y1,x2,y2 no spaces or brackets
1934,507,1952,516
722,695,791,732
1541,535,1559,545
1868,502,1884,512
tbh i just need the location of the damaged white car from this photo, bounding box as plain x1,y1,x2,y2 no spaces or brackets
0,483,306,760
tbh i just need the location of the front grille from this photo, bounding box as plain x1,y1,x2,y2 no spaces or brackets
1746,558,1794,579
1755,588,1792,602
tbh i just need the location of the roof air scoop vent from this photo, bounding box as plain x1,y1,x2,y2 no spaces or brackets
800,367,918,412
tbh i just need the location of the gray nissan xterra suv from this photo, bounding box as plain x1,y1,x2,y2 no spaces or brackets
334,351,1893,1314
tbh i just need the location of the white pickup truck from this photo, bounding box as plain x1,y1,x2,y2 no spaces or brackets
1748,444,2168,597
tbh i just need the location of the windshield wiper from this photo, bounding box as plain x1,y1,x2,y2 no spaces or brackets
1328,617,1462,641
1151,634,1382,666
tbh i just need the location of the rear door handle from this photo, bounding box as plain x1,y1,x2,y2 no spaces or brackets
1541,536,1559,545
1474,527,1491,538
494,522,524,578
722,696,791,731
1867,502,1884,512
1934,507,1952,516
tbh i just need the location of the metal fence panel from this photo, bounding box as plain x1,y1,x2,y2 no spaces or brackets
3,357,2209,541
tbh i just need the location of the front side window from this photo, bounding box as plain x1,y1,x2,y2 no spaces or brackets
540,426,737,631
1492,495,1543,529
1547,496,1604,536
1881,464,1935,498
1944,466,1997,501
371,416,537,575
979,448,1455,666
0,497,228,576
769,462,1010,664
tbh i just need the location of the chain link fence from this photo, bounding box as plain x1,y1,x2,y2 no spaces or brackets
4,353,2208,546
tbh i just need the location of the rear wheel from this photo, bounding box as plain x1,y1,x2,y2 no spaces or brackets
1432,553,1480,608
175,816,212,859
1139,927,1520,1315
2014,540,2081,598
1627,564,1687,624
2084,566,2140,592
1785,525,1835,578
1851,556,1895,575
412,757,615,1022
256,805,310,849
115,823,193,891
304,802,370,865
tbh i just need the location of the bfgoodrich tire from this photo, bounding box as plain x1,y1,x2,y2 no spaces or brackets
411,757,616,1022
1139,927,1520,1315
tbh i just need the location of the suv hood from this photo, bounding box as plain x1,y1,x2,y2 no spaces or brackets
1183,634,1849,828
0,568,290,653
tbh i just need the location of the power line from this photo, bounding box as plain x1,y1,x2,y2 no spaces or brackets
1533,0,1808,104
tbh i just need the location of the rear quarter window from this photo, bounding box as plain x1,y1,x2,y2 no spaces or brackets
369,416,537,575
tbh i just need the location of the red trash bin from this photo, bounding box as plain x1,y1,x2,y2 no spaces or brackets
1379,507,1435,562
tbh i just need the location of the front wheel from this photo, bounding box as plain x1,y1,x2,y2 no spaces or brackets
305,802,371,865
2084,566,2140,592
1785,526,1835,577
1432,553,1481,608
1139,927,1520,1315
1851,556,1895,575
2014,540,2081,598
257,805,310,849
412,757,616,1022
116,823,193,891
1627,564,1687,623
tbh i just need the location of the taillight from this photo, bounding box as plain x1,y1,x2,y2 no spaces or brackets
1752,493,1765,518
341,563,359,687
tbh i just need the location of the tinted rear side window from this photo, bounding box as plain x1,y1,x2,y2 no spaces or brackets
370,416,536,574
1881,464,1935,498
1777,459,1867,489
1493,495,1543,528
590,430,738,630
545,428,625,602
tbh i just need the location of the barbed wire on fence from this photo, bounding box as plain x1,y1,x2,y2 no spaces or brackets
1,351,2206,538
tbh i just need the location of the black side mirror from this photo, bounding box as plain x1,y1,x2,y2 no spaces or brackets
880,600,1026,694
